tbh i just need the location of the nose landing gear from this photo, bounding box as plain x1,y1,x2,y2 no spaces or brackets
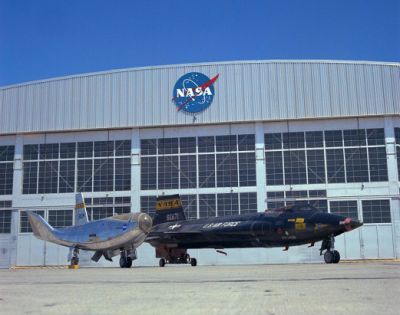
119,249,136,268
320,235,341,264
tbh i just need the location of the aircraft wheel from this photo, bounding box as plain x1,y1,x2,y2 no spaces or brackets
324,250,334,264
159,258,166,267
125,257,133,268
190,258,197,267
332,250,340,264
185,253,191,263
119,256,127,268
71,257,79,266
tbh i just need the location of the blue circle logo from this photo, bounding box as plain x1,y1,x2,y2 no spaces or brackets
172,72,219,114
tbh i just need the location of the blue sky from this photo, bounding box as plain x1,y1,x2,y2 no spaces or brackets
0,0,399,86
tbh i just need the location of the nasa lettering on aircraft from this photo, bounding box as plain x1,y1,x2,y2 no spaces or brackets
172,72,219,114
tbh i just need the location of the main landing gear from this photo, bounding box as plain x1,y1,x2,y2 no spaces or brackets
159,253,197,267
70,248,80,267
320,234,340,264
119,249,136,268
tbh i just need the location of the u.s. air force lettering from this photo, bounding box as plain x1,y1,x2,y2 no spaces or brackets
203,222,241,229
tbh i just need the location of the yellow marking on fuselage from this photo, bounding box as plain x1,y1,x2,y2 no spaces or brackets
75,202,85,209
295,218,306,230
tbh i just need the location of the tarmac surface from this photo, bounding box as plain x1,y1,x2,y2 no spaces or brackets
0,261,399,315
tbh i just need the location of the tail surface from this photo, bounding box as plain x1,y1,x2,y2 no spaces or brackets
75,193,89,225
153,194,186,225
26,211,59,242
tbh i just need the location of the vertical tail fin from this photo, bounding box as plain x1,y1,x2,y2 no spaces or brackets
153,194,186,225
75,193,89,225
26,211,58,242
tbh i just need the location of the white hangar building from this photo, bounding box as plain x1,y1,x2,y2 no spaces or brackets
0,60,399,268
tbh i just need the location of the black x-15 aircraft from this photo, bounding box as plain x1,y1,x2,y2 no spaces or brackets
146,195,363,267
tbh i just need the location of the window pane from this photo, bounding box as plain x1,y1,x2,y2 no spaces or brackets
48,210,73,228
38,161,58,193
23,161,38,194
199,194,216,218
141,157,157,190
158,156,179,189
77,159,93,192
0,210,12,233
198,136,215,153
0,163,13,195
345,148,369,182
216,153,238,187
198,154,215,188
179,137,196,154
92,207,114,221
115,158,131,191
325,130,342,147
265,151,283,185
93,159,114,192
368,147,388,182
141,139,157,155
181,194,197,220
59,160,75,193
306,131,323,148
77,142,93,158
0,146,15,161
23,144,39,160
180,155,197,189
20,210,45,233
239,152,256,186
39,143,59,159
216,135,237,152
240,192,257,214
284,150,307,185
330,200,358,219
326,149,345,183
94,141,114,157
283,132,304,149
366,129,385,146
158,138,178,155
264,133,282,150
395,128,400,145
343,129,366,147
238,134,255,151
140,196,157,217
115,140,131,156
362,200,391,223
307,149,326,184
60,143,76,159
309,200,328,213
217,193,239,216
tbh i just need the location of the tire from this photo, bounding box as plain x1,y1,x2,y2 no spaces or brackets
125,257,133,268
332,250,340,264
324,250,334,264
71,257,79,266
190,258,197,267
159,258,166,267
119,256,127,268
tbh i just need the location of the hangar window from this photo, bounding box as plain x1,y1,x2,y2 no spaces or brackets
240,192,257,214
329,201,358,219
239,152,256,186
198,154,216,188
216,135,237,152
368,147,388,182
20,210,45,233
238,134,255,151
266,190,327,212
140,196,157,218
198,136,215,152
265,151,284,185
23,140,131,194
284,151,307,185
180,155,197,189
396,128,400,181
141,139,157,155
283,132,304,149
362,200,391,223
306,131,323,148
181,194,197,220
264,133,282,150
367,129,385,146
326,149,345,183
345,148,369,182
84,196,131,221
179,137,196,154
0,146,14,195
217,193,239,217
343,129,366,147
217,153,238,187
141,157,157,190
158,156,179,189
48,210,73,228
199,194,216,218
0,201,12,234
306,150,325,184
324,130,343,147
158,138,179,155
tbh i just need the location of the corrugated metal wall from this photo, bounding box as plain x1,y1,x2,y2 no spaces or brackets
0,60,399,134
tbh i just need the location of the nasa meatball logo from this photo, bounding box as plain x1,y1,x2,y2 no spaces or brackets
172,72,219,114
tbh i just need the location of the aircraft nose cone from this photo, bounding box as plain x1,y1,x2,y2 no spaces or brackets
138,213,153,234
342,217,363,231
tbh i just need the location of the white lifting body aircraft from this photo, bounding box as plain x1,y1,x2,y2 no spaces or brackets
27,193,152,268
